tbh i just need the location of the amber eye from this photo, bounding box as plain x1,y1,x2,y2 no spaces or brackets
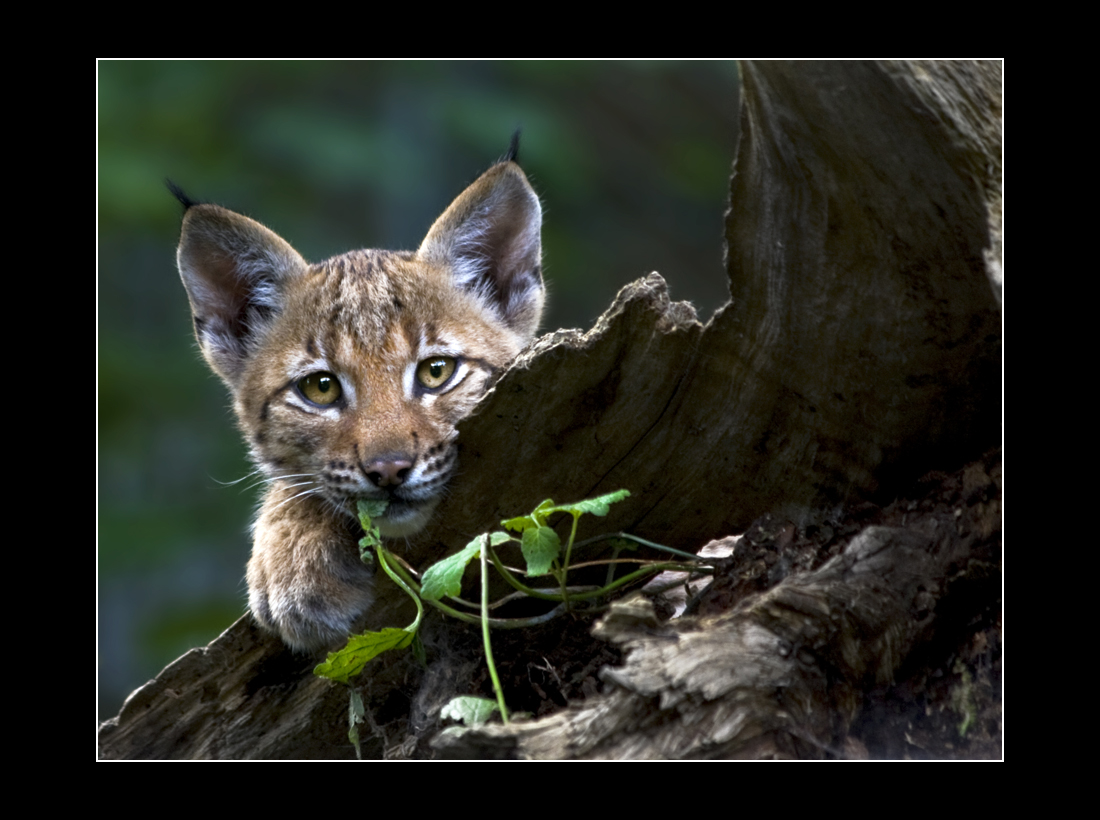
297,372,342,406
416,357,456,389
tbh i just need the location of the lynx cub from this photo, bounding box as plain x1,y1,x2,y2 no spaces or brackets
174,144,544,652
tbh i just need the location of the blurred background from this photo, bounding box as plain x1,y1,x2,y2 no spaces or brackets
98,61,741,720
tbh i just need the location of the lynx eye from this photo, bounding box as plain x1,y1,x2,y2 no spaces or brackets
416,357,457,390
297,372,342,406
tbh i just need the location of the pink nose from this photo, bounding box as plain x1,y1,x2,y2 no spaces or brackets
363,457,413,488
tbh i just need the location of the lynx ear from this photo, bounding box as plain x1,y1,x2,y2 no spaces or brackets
418,160,545,341
176,201,308,387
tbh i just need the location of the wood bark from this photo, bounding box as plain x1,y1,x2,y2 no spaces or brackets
98,60,1002,759
432,451,1000,759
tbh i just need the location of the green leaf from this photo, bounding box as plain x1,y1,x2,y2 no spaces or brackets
556,489,631,518
440,696,500,726
502,491,630,537
348,689,365,760
350,689,365,719
357,499,388,559
537,489,631,520
530,498,557,519
420,533,514,600
522,525,561,576
501,514,537,532
348,723,361,759
357,499,389,524
314,627,415,683
421,537,484,601
503,498,557,532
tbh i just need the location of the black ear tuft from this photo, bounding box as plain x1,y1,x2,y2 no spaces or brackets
503,129,521,164
165,179,198,211
418,156,544,341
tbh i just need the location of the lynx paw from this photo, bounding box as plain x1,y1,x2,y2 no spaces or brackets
247,494,374,653
248,571,373,653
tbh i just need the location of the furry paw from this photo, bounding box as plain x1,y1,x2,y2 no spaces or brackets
247,490,374,653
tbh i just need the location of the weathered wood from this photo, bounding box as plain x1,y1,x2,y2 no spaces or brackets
98,60,1002,759
431,450,1001,758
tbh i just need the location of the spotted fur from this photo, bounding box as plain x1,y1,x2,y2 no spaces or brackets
175,155,544,652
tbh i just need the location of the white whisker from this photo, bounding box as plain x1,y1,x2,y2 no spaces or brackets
270,486,323,513
213,468,265,487
243,473,316,492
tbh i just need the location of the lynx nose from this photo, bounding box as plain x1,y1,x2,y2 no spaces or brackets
363,456,413,488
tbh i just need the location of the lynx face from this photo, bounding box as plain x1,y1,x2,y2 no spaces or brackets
234,247,533,536
175,152,543,651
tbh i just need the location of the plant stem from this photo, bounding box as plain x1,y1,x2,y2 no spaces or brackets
481,535,509,724
558,562,700,601
572,532,705,562
563,512,581,573
487,543,571,600
381,553,542,628
376,545,422,633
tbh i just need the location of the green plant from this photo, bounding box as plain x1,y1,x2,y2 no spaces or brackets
315,490,710,751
